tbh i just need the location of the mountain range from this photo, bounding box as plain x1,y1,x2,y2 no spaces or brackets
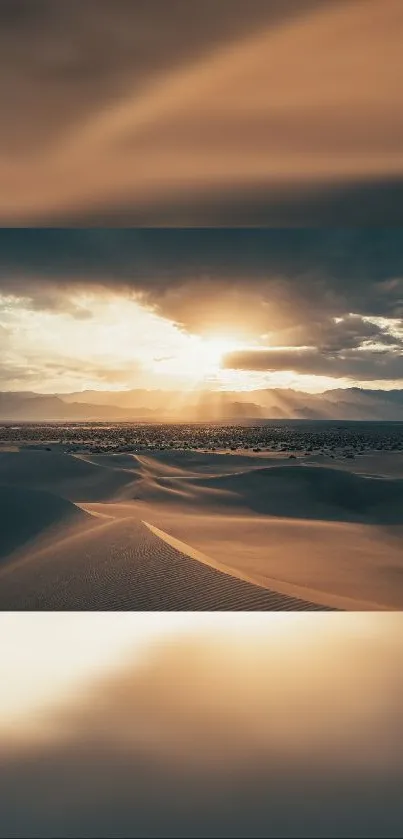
1,388,403,421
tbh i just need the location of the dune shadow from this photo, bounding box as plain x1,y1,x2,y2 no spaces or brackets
0,485,89,562
0,451,140,503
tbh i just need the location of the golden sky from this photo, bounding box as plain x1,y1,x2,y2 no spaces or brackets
0,229,402,394
0,289,358,393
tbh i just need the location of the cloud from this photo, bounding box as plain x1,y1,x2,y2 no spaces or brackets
224,346,403,381
1,0,403,223
0,229,402,329
270,314,403,354
0,356,145,392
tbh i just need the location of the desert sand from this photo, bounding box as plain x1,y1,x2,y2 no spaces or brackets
0,444,402,610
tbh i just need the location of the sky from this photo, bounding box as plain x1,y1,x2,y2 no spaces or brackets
0,229,402,394
1,0,403,224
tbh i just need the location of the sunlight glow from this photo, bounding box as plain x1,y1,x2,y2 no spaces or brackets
148,333,245,390
187,336,243,377
0,292,249,393
3,291,399,395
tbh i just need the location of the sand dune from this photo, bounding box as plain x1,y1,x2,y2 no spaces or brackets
308,450,403,479
0,448,402,609
0,449,137,502
0,515,327,612
145,464,403,523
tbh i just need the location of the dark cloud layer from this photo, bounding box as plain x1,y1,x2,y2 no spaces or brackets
2,228,402,284
1,0,402,224
1,228,402,318
224,347,403,381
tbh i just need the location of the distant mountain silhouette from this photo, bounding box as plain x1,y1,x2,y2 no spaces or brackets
0,393,151,421
1,387,403,421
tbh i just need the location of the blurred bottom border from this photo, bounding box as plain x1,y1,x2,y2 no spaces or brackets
0,611,402,838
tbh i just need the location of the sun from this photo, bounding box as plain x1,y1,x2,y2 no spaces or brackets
201,336,237,364
191,335,240,377
148,331,242,387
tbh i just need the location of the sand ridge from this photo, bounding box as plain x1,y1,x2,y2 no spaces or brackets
0,514,331,612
